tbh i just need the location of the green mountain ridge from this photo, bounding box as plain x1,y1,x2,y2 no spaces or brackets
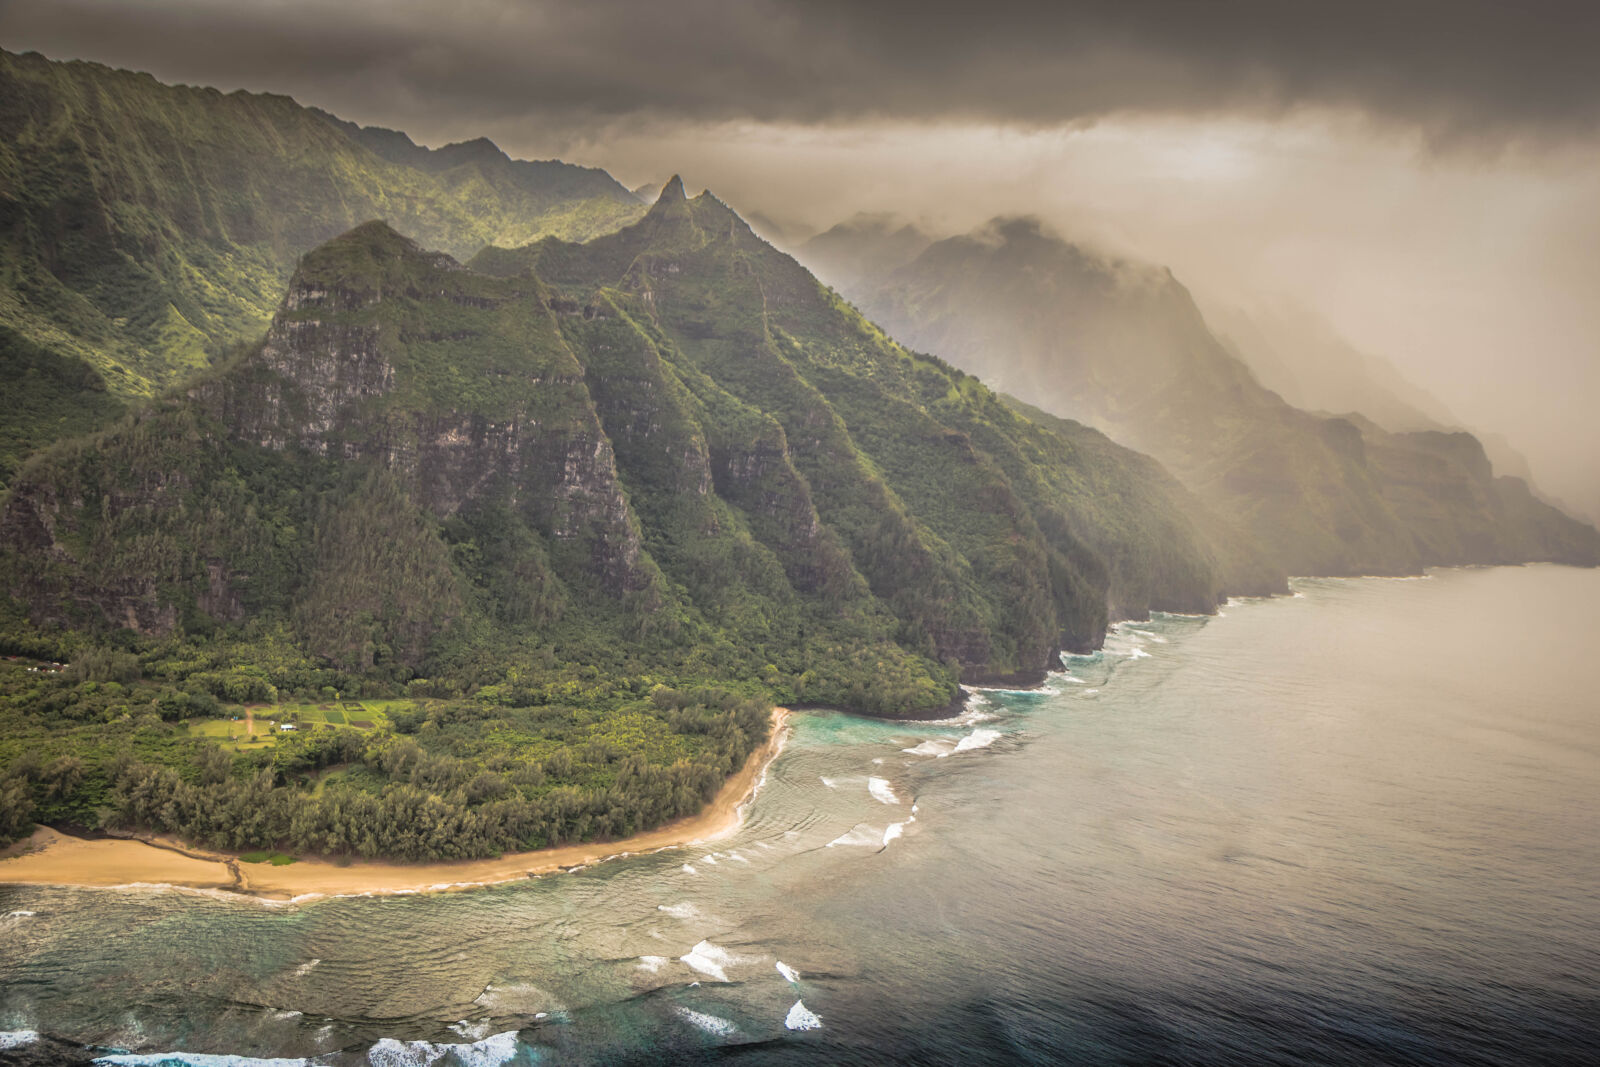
4,188,1281,696
0,47,645,486
803,215,1600,575
0,184,1282,857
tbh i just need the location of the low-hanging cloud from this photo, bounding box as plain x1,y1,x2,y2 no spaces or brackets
3,0,1599,144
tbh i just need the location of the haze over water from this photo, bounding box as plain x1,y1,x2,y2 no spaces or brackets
2,565,1597,1065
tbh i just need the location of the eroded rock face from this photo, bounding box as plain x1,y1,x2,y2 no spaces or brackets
2,223,657,646
203,228,654,597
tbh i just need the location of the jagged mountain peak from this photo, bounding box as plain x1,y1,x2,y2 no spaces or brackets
657,174,688,202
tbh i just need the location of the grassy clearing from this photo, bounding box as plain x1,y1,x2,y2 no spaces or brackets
184,716,274,750
238,851,295,865
182,700,397,753
271,701,392,729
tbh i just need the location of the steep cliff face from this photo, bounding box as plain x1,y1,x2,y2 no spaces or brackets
0,48,645,485
2,193,1281,712
200,223,655,598
476,182,1284,680
0,224,658,677
808,216,1600,574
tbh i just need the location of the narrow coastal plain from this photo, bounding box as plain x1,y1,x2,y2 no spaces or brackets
0,710,789,898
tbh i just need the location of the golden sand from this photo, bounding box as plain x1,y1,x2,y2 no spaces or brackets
0,707,790,901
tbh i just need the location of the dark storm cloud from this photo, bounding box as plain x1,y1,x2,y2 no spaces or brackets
3,0,1598,140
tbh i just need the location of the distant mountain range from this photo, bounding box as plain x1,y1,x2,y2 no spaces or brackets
802,215,1600,575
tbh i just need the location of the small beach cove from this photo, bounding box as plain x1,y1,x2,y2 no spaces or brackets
0,708,790,902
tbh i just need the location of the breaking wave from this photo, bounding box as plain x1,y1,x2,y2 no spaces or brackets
673,1006,738,1037
785,1000,823,1030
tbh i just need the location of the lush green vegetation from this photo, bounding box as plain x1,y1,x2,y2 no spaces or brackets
0,327,127,488
0,189,1280,858
0,47,645,485
0,653,771,860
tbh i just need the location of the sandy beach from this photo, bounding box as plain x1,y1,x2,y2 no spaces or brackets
0,707,790,901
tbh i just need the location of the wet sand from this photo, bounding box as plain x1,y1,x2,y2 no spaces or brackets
0,707,790,901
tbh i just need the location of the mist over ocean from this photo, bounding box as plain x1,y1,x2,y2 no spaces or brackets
3,565,1597,1066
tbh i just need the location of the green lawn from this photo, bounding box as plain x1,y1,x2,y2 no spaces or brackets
238,850,295,865
260,702,391,729
184,716,275,750
184,701,394,747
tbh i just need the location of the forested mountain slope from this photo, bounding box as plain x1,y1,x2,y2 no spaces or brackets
805,216,1600,575
0,48,644,485
4,186,1281,700
0,188,1283,857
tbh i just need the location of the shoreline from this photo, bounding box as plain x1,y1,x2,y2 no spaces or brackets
0,707,791,902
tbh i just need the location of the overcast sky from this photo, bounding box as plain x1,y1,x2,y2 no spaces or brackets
4,0,1598,517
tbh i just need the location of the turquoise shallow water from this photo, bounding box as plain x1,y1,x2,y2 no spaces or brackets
2,565,1598,1065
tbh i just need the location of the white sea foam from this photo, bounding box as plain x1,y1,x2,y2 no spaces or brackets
673,1006,738,1037
904,727,1000,758
727,852,752,864
292,959,319,978
702,854,718,865
755,841,775,850
871,757,884,765
658,902,700,919
681,864,697,875
1059,675,1087,684
679,940,745,982
271,1010,302,1021
904,698,997,726
785,1000,823,1030
882,822,906,846
6,910,36,918
1083,688,1099,694
973,684,1059,696
1126,647,1152,659
0,1031,39,1050
951,728,1001,753
365,1031,520,1067
637,955,671,974
448,1019,494,1042
93,1054,311,1067
825,825,881,848
776,960,801,983
819,776,838,789
867,776,900,804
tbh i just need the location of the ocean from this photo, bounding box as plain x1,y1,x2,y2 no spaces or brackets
3,564,1597,1065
